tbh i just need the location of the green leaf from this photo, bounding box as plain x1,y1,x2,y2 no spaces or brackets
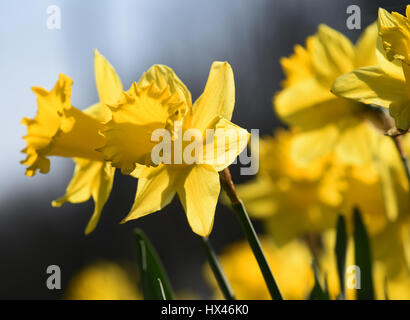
309,260,330,300
353,207,374,300
335,214,347,299
135,229,174,300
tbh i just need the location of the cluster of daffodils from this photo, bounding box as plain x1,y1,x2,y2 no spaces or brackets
224,6,410,300
22,5,410,301
21,50,249,236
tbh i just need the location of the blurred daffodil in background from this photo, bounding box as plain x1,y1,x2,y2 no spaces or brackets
274,23,382,166
65,261,140,300
233,129,344,245
230,14,410,299
206,238,314,300
332,6,410,131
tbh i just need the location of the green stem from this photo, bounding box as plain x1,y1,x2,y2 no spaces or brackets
220,168,283,300
199,236,235,300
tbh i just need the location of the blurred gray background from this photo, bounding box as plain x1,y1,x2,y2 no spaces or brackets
0,0,404,299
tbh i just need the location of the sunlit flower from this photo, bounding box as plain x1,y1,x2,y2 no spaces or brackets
234,128,410,282
332,6,410,131
100,62,249,236
321,228,410,300
65,261,140,300
275,23,385,166
234,129,344,245
206,238,314,300
21,50,121,234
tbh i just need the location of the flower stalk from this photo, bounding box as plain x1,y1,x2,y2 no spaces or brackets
219,168,283,300
391,135,410,186
199,236,235,300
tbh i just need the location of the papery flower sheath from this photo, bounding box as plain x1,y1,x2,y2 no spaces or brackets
21,50,122,234
332,6,410,131
100,62,250,236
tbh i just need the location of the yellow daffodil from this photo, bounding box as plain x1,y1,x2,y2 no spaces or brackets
275,23,385,166
275,22,410,221
100,62,249,237
234,129,409,279
21,50,122,234
341,135,410,226
65,261,140,300
234,129,345,245
321,228,410,300
205,238,314,300
332,6,410,131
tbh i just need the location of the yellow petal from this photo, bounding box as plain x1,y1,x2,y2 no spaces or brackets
122,165,179,222
390,99,410,130
311,24,355,85
274,78,335,127
202,116,250,171
280,36,314,88
177,165,220,236
190,62,235,132
52,158,115,234
376,36,404,80
234,176,277,218
375,137,407,221
84,103,109,123
138,64,192,108
378,7,410,64
94,49,123,109
331,66,407,108
291,125,340,165
335,121,379,165
355,22,378,68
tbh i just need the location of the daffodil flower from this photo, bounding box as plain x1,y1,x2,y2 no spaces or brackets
234,129,344,245
206,238,314,300
21,50,122,234
332,6,410,131
100,62,249,236
275,23,383,166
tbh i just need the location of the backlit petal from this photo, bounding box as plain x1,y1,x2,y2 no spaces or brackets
331,66,407,108
94,49,123,112
355,22,378,68
177,165,220,237
52,158,115,234
122,165,179,222
311,24,355,85
202,116,250,171
190,62,235,132
378,7,410,64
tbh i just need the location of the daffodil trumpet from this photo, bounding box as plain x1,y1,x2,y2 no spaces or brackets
220,168,283,300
